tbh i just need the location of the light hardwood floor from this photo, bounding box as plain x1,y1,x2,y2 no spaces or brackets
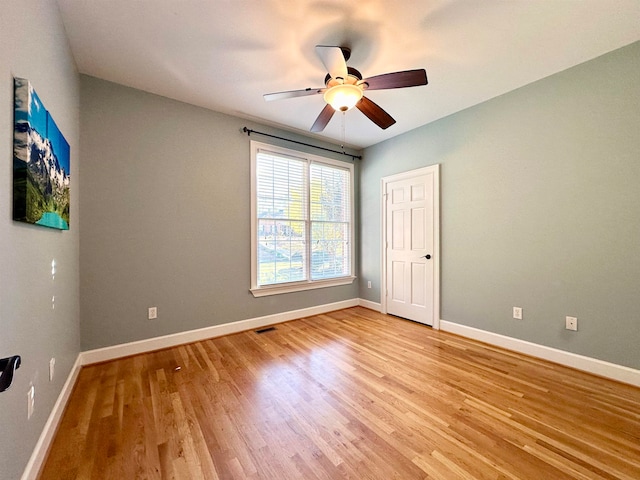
39,307,640,479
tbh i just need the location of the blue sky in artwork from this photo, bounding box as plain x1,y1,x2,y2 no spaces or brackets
28,85,48,137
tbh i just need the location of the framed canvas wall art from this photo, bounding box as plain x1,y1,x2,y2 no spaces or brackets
13,77,70,230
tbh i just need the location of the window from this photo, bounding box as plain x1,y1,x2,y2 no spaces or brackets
250,141,355,297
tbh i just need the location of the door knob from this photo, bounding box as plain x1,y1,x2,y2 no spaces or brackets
423,254,431,259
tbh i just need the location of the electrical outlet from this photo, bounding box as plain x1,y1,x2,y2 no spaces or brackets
27,385,35,420
367,281,372,289
148,307,158,320
566,316,578,331
49,358,55,382
513,307,523,320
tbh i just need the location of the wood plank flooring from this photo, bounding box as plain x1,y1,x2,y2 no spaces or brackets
39,307,640,479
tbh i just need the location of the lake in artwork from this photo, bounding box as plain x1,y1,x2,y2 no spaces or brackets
13,77,70,230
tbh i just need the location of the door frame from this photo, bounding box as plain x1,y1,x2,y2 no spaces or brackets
380,165,441,329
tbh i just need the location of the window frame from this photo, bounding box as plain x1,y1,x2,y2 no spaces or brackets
250,140,356,297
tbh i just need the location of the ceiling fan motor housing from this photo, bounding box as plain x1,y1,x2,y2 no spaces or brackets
324,67,364,88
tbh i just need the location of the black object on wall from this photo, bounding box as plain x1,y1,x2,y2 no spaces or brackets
0,356,21,393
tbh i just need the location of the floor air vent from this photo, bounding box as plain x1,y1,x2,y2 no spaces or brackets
255,326,276,334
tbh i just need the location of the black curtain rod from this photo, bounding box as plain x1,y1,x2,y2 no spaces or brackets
242,127,362,160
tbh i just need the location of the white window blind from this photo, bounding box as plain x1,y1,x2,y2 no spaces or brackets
310,162,351,280
251,142,354,296
256,152,307,286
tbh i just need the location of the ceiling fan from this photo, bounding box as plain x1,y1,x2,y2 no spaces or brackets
264,45,428,132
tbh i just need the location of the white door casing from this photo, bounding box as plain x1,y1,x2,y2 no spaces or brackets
381,165,440,328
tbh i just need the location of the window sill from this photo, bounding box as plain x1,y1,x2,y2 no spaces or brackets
250,276,356,298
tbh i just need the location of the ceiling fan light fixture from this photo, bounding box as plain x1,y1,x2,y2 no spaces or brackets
323,84,363,112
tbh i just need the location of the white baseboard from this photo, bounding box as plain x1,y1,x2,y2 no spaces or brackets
21,355,82,480
27,303,636,480
80,298,360,366
358,298,381,311
440,320,640,387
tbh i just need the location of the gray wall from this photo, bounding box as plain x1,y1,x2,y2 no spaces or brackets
360,42,640,369
0,1,80,479
80,76,360,350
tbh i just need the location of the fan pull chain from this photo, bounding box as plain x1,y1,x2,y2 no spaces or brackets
341,111,346,151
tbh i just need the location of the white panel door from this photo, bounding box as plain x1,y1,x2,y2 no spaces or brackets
385,172,435,325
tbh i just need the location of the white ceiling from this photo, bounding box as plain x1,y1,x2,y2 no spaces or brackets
56,0,640,149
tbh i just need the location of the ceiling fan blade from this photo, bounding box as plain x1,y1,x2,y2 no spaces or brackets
315,45,348,81
263,87,324,102
310,104,336,132
356,96,396,130
364,69,428,90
